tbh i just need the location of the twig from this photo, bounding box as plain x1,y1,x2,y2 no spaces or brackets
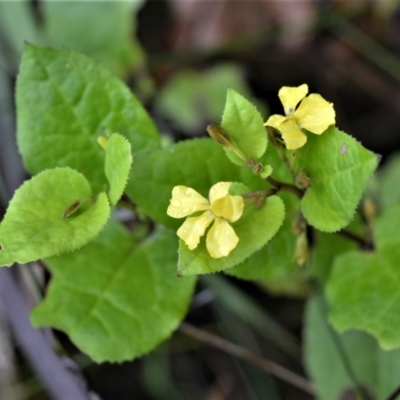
336,229,372,249
267,176,304,199
386,385,400,400
179,322,315,395
0,268,91,400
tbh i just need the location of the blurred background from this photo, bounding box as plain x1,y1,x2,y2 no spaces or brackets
1,1,400,399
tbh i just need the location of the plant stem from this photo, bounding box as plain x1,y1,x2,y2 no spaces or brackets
316,296,368,400
266,176,304,199
386,385,400,400
179,322,315,395
337,229,372,249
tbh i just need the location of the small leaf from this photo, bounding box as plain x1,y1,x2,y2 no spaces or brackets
293,126,378,232
16,44,160,193
221,89,267,166
127,138,269,229
260,165,273,179
177,195,285,276
104,133,132,205
31,222,196,362
0,168,110,267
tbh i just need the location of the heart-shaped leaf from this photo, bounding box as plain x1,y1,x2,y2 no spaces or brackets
32,222,196,362
0,167,110,267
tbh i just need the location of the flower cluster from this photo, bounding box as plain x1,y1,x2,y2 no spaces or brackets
265,84,335,150
167,182,243,258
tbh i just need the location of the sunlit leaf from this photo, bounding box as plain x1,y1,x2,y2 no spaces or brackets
0,168,110,267
293,126,378,232
221,89,267,166
104,133,132,205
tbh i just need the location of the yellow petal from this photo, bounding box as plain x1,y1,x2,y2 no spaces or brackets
167,186,209,218
279,117,307,150
278,84,308,115
177,211,214,250
294,94,335,134
210,195,244,222
264,114,286,129
206,218,239,258
209,182,231,204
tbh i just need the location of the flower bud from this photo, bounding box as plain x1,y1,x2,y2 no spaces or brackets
97,135,109,150
206,124,234,147
295,232,309,266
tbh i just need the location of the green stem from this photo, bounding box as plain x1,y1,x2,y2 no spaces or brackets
242,188,278,208
266,126,297,174
266,176,303,199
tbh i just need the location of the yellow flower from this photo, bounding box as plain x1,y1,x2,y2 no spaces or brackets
265,84,335,150
167,182,244,258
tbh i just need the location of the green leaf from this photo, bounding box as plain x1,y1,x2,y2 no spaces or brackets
327,204,400,350
293,127,378,232
227,142,306,295
16,44,160,193
308,230,358,283
373,204,400,249
155,70,204,132
127,138,269,229
31,222,196,362
155,64,266,133
305,295,400,400
177,195,285,276
221,89,267,166
327,243,400,350
104,133,133,205
43,1,144,77
227,192,306,297
0,168,110,267
204,65,267,121
378,152,400,209
263,140,293,183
